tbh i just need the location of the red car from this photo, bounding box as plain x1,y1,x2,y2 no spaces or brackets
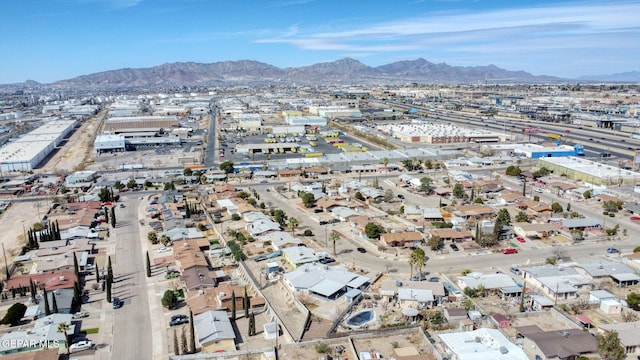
503,248,518,255
516,237,526,243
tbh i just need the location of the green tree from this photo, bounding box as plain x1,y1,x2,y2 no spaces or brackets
106,276,112,303
420,177,432,192
452,183,465,199
164,182,176,190
44,289,51,316
127,178,137,189
1,303,27,325
160,235,171,246
231,291,236,320
237,191,251,200
219,160,235,174
364,222,385,239
408,248,427,279
183,168,193,176
231,213,241,221
287,217,299,235
626,292,640,311
552,202,564,213
329,231,340,256
110,206,116,228
243,287,250,318
515,211,529,223
162,290,178,309
427,236,443,251
52,292,59,314
146,251,151,278
272,209,287,226
597,331,625,360
57,322,71,354
148,231,158,244
505,165,522,177
73,253,79,279
301,193,316,208
354,191,365,201
583,190,592,199
603,200,620,213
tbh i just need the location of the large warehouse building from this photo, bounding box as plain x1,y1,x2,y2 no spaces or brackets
0,120,77,172
538,157,640,186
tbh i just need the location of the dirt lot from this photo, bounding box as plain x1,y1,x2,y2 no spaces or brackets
0,200,51,277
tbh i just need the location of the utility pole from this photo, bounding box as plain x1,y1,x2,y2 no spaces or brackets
2,243,9,279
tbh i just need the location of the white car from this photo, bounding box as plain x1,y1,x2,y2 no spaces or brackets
70,340,93,352
158,247,172,253
85,264,95,271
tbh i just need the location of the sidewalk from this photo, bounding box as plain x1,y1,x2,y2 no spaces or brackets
138,204,168,360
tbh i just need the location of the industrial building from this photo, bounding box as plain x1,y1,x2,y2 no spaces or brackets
538,157,640,186
492,143,585,158
378,123,501,144
0,120,77,172
284,116,327,126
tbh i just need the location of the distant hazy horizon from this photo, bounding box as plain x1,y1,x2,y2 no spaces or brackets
1,0,639,84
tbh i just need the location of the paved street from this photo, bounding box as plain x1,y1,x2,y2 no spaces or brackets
111,197,154,360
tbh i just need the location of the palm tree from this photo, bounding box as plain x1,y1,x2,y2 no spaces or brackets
408,248,427,280
57,322,71,354
329,231,340,256
287,217,299,235
382,157,389,171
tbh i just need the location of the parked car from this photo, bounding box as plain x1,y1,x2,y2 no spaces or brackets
112,297,123,309
169,315,189,327
411,272,428,281
449,243,459,252
319,257,336,264
85,264,95,271
397,194,405,199
607,247,619,254
158,247,172,253
516,237,526,243
356,247,367,253
428,277,440,283
70,340,94,352
510,267,522,275
72,311,89,319
503,248,518,255
254,255,268,262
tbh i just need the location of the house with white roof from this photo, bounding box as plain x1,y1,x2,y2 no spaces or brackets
256,231,301,250
398,288,434,308
439,327,528,360
283,263,369,300
281,246,319,267
245,218,281,237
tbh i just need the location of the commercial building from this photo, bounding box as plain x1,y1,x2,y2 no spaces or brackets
538,157,640,186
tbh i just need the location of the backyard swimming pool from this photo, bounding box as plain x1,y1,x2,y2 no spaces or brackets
346,309,375,327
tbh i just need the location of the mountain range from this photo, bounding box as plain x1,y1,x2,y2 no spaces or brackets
3,58,638,89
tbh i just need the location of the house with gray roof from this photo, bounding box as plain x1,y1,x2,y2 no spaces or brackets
162,227,204,242
36,288,74,317
329,206,359,221
0,313,74,355
522,265,592,301
457,272,522,298
245,218,281,237
283,264,369,300
194,310,236,353
398,288,434,308
575,261,640,287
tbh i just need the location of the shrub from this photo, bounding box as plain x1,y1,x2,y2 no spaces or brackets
303,229,313,236
315,342,329,354
1,303,27,326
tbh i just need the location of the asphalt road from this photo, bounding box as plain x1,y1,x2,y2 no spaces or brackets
111,197,152,360
203,104,217,168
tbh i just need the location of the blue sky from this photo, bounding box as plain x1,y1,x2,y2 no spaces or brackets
1,0,638,84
